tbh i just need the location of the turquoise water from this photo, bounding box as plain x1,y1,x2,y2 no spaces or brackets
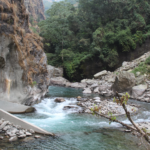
15,86,150,150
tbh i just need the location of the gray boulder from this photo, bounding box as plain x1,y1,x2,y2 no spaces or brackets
47,65,63,79
94,70,107,79
112,71,135,93
83,88,92,94
135,75,146,85
70,82,87,89
50,77,68,86
94,87,99,93
9,136,18,142
132,84,147,99
81,79,97,85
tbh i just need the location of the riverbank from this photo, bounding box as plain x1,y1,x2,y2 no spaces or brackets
49,51,150,103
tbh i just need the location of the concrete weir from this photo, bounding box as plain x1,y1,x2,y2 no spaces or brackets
0,109,53,135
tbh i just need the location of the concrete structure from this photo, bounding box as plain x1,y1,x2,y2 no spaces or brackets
0,100,35,114
0,109,53,135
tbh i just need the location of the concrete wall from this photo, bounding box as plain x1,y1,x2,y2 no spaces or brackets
0,109,53,135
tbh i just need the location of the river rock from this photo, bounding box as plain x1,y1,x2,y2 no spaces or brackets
83,88,92,94
35,135,41,139
94,70,107,79
26,132,32,136
54,98,66,103
0,121,9,130
63,106,78,110
18,134,26,138
99,85,108,92
70,82,87,89
77,97,88,102
94,87,99,93
132,84,148,99
93,97,101,100
0,136,3,140
81,79,97,85
50,77,68,86
29,129,35,134
112,71,135,93
9,136,18,142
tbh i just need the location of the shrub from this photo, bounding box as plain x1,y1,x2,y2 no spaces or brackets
145,56,150,65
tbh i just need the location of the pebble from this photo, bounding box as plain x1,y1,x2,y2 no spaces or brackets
34,135,41,139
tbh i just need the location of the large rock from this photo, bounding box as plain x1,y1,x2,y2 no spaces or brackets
132,84,147,99
81,79,97,85
47,65,63,79
135,75,146,85
112,71,135,93
50,77,68,86
70,82,87,89
83,88,92,94
94,70,107,79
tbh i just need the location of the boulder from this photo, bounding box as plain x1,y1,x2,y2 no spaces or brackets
70,82,87,89
112,71,135,93
35,135,41,139
94,87,99,93
9,136,18,142
47,65,63,79
93,97,101,100
135,75,146,85
63,106,78,110
65,82,71,87
122,61,128,66
77,98,88,102
83,88,92,94
0,121,9,130
90,83,98,90
54,98,65,103
50,77,68,86
136,72,141,77
132,84,148,99
94,70,107,79
81,79,97,85
99,85,108,92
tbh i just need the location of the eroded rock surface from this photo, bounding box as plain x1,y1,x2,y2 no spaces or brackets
0,0,49,105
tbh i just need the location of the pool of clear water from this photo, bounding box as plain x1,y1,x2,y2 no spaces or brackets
7,86,150,149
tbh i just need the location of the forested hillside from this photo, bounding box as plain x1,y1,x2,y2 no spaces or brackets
39,0,150,81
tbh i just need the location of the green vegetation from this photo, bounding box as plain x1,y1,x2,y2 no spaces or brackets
39,0,150,80
132,56,150,76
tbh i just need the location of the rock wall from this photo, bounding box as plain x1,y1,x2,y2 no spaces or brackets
0,0,50,105
24,0,45,22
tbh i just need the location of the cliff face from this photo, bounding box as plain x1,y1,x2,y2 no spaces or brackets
0,0,50,105
24,0,45,22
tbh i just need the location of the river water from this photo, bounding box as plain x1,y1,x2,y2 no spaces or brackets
6,86,150,149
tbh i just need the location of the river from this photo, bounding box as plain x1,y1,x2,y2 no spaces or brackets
4,86,150,149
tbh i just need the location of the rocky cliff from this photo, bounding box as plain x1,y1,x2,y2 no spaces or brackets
0,0,50,105
24,0,45,22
